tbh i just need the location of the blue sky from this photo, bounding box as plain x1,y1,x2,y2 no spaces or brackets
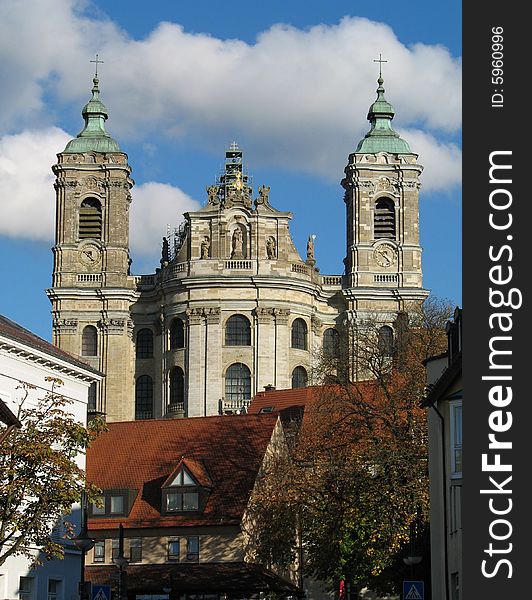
0,0,461,340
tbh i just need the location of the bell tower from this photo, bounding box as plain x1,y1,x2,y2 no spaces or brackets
342,69,428,338
47,71,138,421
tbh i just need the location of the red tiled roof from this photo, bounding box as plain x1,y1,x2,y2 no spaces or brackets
86,562,299,594
249,382,380,418
86,414,278,529
248,387,317,415
0,314,101,376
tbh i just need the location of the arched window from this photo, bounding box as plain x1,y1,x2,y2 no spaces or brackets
170,318,185,350
225,363,251,401
225,315,251,346
79,198,102,240
136,329,153,359
374,198,395,240
378,326,394,356
169,367,185,405
87,382,97,412
323,328,340,357
82,325,98,356
135,375,153,420
291,318,308,350
292,366,308,389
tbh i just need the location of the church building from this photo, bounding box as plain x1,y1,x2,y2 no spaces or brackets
47,70,428,422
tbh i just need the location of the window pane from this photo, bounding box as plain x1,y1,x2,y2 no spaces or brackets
225,363,251,401
130,538,142,563
82,325,98,356
182,470,194,486
170,318,185,349
292,367,308,389
135,375,153,420
169,367,185,404
168,540,180,560
92,496,105,515
111,539,119,560
167,493,181,512
378,326,394,356
225,315,251,346
183,492,199,511
110,496,123,514
48,579,60,600
291,319,307,350
136,328,153,359
94,541,105,562
323,328,339,357
186,536,199,561
20,577,33,598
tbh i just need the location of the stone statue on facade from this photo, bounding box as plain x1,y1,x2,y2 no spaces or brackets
206,185,220,206
231,228,244,258
306,234,316,266
266,236,276,259
200,236,210,259
256,184,271,207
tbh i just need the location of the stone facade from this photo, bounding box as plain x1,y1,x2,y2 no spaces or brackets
47,75,428,422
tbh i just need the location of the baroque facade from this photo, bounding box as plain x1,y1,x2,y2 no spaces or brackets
47,72,428,422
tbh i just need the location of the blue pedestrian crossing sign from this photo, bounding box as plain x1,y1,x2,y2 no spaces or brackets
92,585,111,600
403,581,424,600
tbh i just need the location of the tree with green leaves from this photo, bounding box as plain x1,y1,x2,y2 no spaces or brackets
246,297,453,594
0,377,105,567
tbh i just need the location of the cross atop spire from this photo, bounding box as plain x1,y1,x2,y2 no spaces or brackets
373,53,387,78
90,54,104,77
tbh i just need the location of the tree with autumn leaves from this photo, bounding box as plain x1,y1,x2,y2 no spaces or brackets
0,377,104,567
246,297,453,595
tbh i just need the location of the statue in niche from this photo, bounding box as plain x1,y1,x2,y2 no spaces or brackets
266,236,276,259
206,185,219,206
231,228,244,258
200,236,210,259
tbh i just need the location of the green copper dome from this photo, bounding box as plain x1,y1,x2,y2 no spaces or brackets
63,76,121,153
355,76,411,154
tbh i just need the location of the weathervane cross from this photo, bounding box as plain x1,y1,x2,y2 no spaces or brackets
90,54,104,77
373,53,387,77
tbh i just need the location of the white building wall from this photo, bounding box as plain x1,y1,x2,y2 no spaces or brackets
0,330,101,600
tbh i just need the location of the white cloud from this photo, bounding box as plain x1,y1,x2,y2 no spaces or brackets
130,182,200,258
397,129,462,192
0,2,462,194
0,128,199,259
0,128,68,241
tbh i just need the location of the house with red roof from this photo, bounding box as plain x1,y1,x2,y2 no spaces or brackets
85,413,300,599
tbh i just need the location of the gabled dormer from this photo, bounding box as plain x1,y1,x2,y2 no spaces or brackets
161,458,212,514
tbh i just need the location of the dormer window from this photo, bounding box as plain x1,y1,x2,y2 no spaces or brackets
162,463,210,514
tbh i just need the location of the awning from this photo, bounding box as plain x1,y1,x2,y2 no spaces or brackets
86,562,301,596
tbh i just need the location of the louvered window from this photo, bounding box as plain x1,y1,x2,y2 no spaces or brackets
374,198,395,239
79,198,102,239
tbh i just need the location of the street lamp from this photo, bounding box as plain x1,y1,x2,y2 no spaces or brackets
113,523,129,600
73,491,95,600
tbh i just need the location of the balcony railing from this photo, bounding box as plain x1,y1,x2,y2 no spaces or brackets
220,398,252,414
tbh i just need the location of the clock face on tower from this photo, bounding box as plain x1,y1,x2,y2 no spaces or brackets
373,243,397,268
79,243,101,266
